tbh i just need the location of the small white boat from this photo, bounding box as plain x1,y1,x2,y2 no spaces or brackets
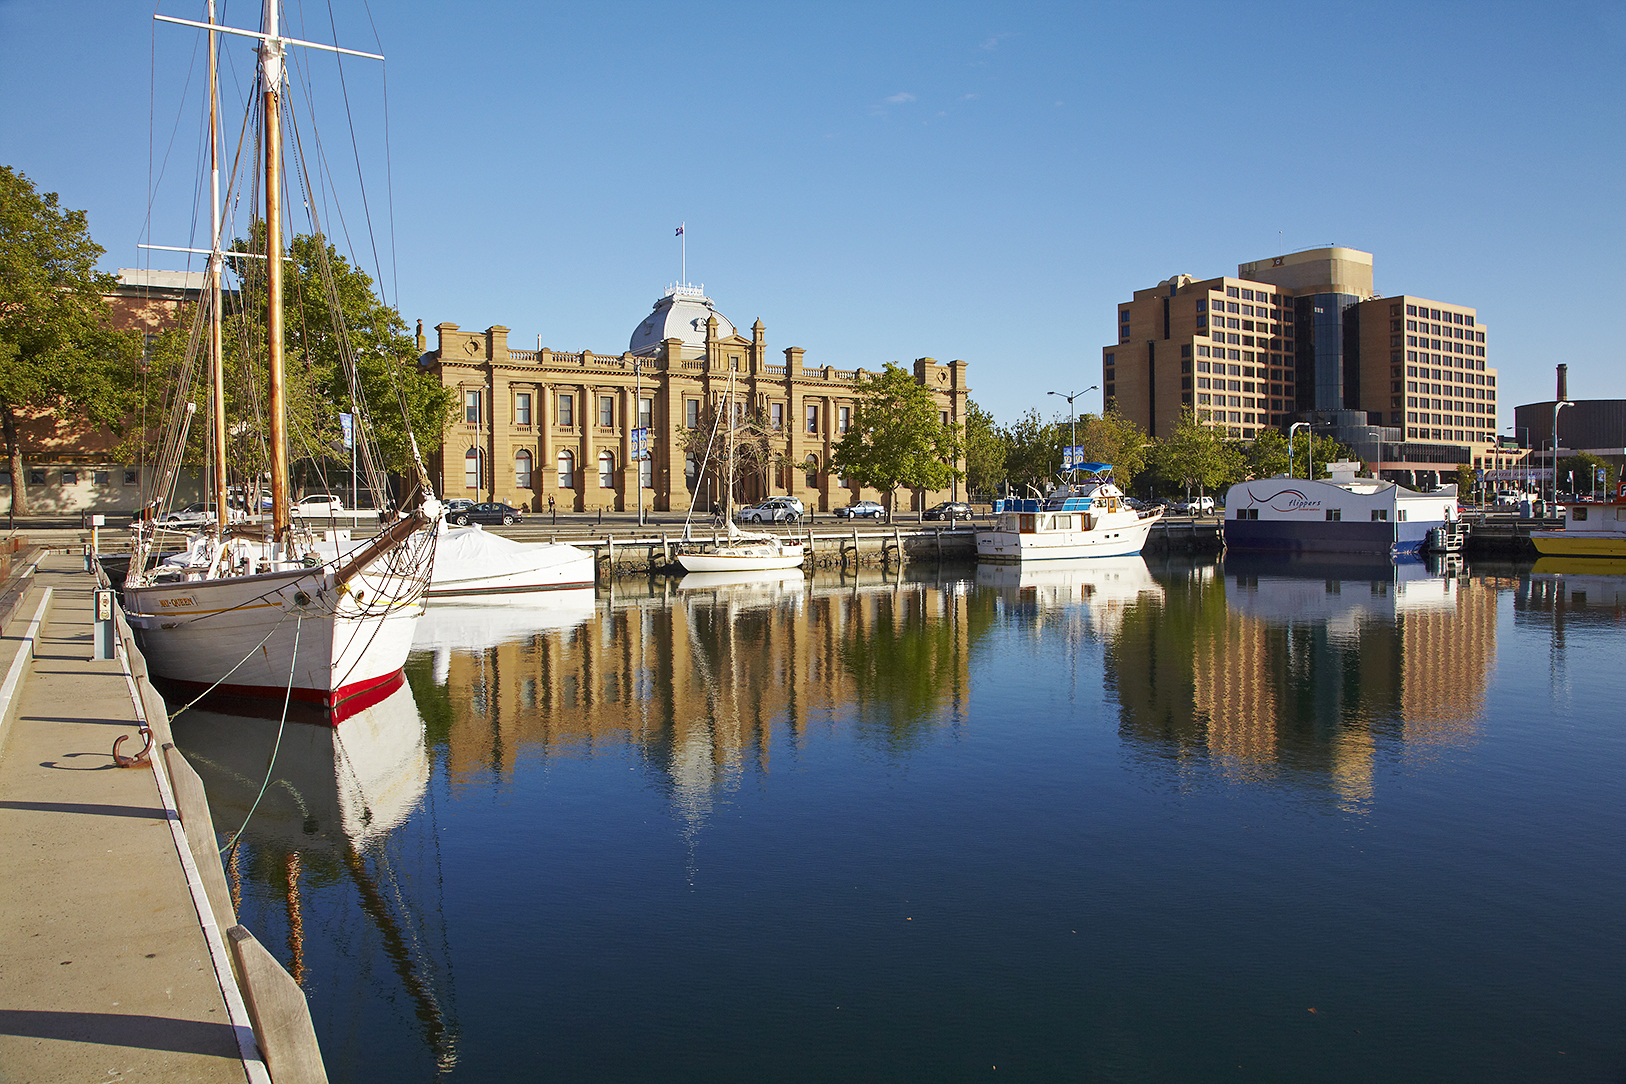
676,524,806,573
976,466,1160,561
428,526,595,598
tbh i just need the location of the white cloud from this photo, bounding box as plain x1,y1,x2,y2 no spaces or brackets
980,32,1014,50
961,93,979,101
885,91,917,104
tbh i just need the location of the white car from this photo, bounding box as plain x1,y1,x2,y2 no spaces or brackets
293,494,345,516
736,497,804,524
162,502,247,527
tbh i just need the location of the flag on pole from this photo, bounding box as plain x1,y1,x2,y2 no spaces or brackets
675,225,684,236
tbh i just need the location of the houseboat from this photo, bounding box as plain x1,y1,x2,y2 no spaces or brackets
1223,461,1456,556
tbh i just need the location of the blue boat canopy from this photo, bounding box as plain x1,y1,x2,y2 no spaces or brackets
1076,462,1113,475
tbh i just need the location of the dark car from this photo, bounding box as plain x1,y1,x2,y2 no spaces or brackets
450,501,523,526
922,501,973,521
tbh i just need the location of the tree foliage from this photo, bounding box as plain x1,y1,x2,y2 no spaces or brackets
0,166,140,514
1073,409,1149,487
1557,452,1613,498
1242,427,1291,479
994,407,1058,497
963,399,1004,496
831,362,962,518
1149,408,1243,498
137,227,454,498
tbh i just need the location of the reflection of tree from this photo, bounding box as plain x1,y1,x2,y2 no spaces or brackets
837,587,971,752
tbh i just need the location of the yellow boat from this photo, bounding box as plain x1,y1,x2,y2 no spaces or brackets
1531,481,1626,559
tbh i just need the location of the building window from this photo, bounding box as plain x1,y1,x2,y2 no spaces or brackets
806,404,819,434
93,470,109,485
685,399,700,429
557,450,575,489
515,449,532,488
639,455,653,489
464,389,482,424
805,454,819,487
464,447,481,489
558,393,574,428
515,392,532,426
1325,509,1342,521
771,402,784,430
598,396,614,427
598,450,615,488
60,470,77,485
639,397,653,429
685,451,699,484
124,470,139,486
840,406,851,433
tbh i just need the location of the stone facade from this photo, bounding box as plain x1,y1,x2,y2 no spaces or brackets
425,286,971,514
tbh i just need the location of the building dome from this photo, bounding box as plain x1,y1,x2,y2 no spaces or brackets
628,284,736,356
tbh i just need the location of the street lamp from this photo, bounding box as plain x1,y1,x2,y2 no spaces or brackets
1504,425,1530,493
1552,401,1573,506
1048,386,1099,476
1288,421,1310,479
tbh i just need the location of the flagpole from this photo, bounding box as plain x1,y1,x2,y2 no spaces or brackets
681,222,686,285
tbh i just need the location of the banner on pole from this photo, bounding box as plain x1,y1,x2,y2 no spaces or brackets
339,412,353,450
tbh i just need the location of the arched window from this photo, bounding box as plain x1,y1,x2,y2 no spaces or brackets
557,449,575,489
805,454,819,488
598,450,615,489
464,447,481,490
515,449,532,489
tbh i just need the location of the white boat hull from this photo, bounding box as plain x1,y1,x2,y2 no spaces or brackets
428,529,595,598
976,513,1157,561
676,543,806,573
123,560,425,722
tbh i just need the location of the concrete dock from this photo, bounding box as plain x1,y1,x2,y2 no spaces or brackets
0,552,254,1083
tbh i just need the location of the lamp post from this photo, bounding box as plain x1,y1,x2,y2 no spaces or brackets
1552,401,1573,506
1288,421,1309,479
1504,425,1530,494
1047,385,1098,476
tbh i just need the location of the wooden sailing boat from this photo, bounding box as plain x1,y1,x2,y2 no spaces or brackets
676,370,805,573
122,2,441,722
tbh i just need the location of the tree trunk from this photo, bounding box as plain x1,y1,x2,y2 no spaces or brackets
2,403,24,521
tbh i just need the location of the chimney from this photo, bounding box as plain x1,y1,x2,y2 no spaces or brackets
1556,363,1568,402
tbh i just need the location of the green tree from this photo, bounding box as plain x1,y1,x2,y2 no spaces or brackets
1151,408,1243,501
831,362,962,519
1557,452,1613,498
963,399,1004,497
1073,409,1150,489
1242,427,1291,479
997,407,1059,497
0,166,140,515
1283,428,1353,480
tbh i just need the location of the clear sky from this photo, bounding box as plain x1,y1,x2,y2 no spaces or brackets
3,0,1622,432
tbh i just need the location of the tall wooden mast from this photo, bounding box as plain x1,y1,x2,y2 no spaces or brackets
208,1,228,531
261,1,290,540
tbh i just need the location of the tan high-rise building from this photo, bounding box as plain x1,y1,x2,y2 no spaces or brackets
1103,247,1501,482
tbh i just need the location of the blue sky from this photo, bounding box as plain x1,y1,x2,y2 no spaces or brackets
3,0,1622,430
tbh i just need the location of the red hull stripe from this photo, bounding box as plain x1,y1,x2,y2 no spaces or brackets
151,669,405,727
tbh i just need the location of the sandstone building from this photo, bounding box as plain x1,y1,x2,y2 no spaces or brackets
425,284,971,514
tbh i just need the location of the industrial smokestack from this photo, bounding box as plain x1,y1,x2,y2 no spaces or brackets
1557,363,1568,402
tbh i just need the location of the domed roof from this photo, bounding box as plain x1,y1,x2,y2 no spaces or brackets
628,284,737,356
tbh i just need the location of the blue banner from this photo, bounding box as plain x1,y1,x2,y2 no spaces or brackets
339,412,353,450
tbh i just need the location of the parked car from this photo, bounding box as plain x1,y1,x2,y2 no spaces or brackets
834,500,885,520
922,501,973,521
736,496,804,524
449,501,524,526
293,493,345,516
444,498,474,515
1170,496,1216,516
162,502,246,528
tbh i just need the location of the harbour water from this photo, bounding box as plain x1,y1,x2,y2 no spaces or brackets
173,555,1626,1083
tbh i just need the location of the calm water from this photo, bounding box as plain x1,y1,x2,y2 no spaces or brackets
173,555,1626,1083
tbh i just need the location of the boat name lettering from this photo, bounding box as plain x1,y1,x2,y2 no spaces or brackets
157,596,198,609
1265,489,1321,512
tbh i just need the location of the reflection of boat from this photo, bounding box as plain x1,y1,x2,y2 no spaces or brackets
412,591,596,684
1527,557,1626,612
1224,461,1455,555
172,672,459,1071
123,5,439,722
677,569,808,592
1221,551,1458,620
428,526,595,597
172,679,429,850
1531,484,1626,558
976,465,1160,561
976,556,1163,637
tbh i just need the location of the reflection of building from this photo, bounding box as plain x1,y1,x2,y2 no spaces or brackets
424,284,970,515
408,574,986,820
1102,247,1499,486
1111,557,1496,807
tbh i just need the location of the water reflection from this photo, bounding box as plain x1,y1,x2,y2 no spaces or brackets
171,681,459,1078
975,555,1165,640
1111,554,1495,809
